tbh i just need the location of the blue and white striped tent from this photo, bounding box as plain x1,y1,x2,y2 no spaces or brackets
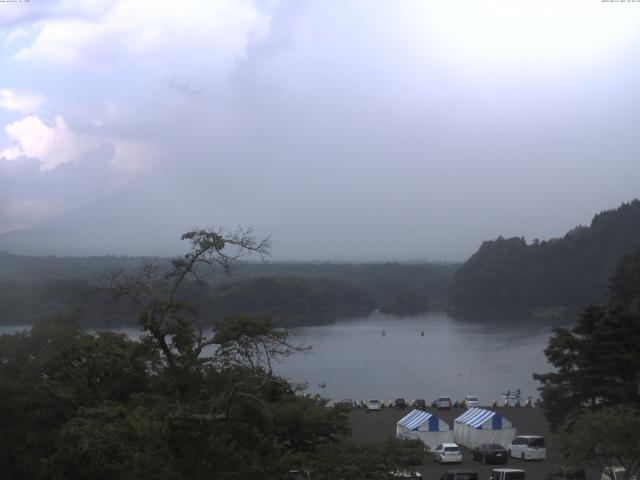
453,408,516,448
396,409,453,449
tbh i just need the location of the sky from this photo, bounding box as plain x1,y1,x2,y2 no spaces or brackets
0,0,639,261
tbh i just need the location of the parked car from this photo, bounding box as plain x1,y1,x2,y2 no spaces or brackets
490,469,525,480
366,399,381,412
471,443,508,464
433,443,463,464
437,397,452,409
601,467,637,480
395,398,407,409
413,399,427,410
335,398,354,410
438,470,479,480
465,395,480,408
547,466,586,480
286,470,311,480
389,470,423,478
508,435,546,461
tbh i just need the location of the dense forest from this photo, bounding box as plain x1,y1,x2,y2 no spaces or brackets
3,200,640,323
0,254,456,326
0,276,377,327
450,200,640,308
0,228,427,479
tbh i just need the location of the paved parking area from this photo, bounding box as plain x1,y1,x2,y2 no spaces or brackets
348,407,598,480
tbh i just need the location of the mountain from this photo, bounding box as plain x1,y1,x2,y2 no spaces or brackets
449,199,640,308
0,178,242,257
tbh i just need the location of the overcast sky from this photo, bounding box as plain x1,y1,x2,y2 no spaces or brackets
1,0,639,261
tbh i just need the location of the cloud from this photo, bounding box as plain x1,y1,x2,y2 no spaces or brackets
3,28,29,46
0,197,59,233
0,89,46,113
0,0,113,28
0,115,81,171
169,76,203,97
13,0,266,68
0,113,153,175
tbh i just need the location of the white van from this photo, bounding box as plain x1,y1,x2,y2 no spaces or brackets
490,468,525,480
508,435,546,461
366,399,381,412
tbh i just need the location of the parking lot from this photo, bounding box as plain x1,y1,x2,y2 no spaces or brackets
348,406,599,480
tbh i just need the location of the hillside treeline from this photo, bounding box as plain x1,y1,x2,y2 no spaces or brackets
0,258,457,326
0,276,380,327
450,200,640,308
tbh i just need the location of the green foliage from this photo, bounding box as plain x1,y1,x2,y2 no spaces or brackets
0,228,424,479
206,276,377,324
380,291,430,315
534,248,640,430
0,316,160,480
0,255,457,327
451,200,640,308
560,407,640,480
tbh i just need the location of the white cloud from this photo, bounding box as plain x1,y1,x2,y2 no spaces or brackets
0,113,153,174
14,0,266,67
0,89,46,114
3,28,29,46
109,139,150,174
0,115,82,171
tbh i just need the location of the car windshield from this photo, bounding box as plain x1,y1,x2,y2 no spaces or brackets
456,474,478,480
369,400,379,404
528,437,546,447
438,397,450,402
614,471,627,480
467,396,478,401
505,473,525,480
444,447,459,452
486,444,504,450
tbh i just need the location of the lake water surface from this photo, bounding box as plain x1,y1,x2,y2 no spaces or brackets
0,311,570,405
276,311,569,404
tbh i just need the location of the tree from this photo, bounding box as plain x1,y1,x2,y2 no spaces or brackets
560,407,640,480
0,227,425,479
106,227,270,373
533,248,640,430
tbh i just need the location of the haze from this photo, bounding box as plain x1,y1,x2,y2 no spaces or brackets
1,0,639,261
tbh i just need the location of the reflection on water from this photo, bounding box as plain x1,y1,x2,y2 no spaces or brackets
0,311,573,404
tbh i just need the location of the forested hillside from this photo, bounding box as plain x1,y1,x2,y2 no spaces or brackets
450,200,640,308
0,253,456,326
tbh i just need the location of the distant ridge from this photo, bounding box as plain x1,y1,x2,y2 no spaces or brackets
450,199,640,308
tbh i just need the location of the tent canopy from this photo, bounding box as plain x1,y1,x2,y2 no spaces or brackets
454,407,508,429
453,408,516,449
398,409,449,432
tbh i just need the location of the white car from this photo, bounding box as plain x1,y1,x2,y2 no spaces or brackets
436,396,452,409
601,467,637,480
389,471,422,478
490,468,526,480
508,435,546,461
465,395,480,408
433,443,463,464
366,399,382,411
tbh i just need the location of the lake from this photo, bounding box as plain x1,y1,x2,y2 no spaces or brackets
0,311,570,405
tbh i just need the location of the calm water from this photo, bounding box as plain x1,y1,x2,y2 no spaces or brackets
276,311,568,404
0,311,569,405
